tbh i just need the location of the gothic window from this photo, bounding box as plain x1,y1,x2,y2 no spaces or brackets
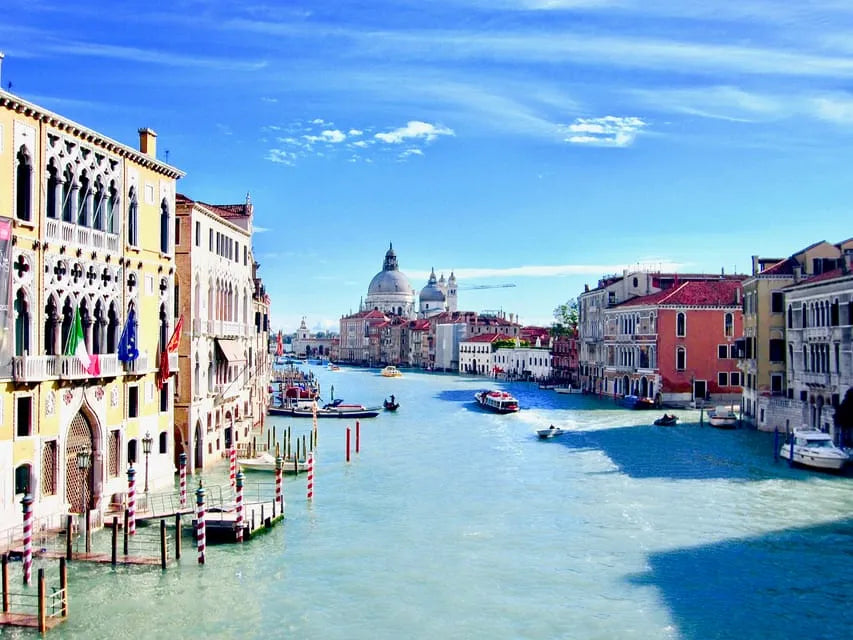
44,296,59,355
46,161,59,219
15,464,32,495
676,312,686,337
14,289,30,356
62,166,74,223
676,346,686,371
724,312,734,337
61,297,74,352
77,170,90,227
106,181,118,234
93,299,105,354
16,147,33,222
160,199,170,254
92,178,104,231
127,187,139,247
107,302,119,354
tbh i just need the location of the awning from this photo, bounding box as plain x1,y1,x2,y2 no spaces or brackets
215,338,245,363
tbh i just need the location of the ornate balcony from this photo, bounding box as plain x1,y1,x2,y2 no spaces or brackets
123,353,150,375
12,355,59,382
58,354,119,379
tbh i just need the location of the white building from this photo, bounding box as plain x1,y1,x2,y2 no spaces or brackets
494,345,553,381
364,244,416,318
459,333,513,376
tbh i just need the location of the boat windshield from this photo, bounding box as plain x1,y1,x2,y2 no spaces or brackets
802,438,834,448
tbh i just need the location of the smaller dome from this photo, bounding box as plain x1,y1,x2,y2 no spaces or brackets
420,268,446,303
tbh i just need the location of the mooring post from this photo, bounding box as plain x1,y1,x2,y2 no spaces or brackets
85,507,92,554
346,427,351,463
235,471,245,543
196,483,206,565
229,443,237,491
179,452,188,508
774,427,779,462
59,558,68,618
65,514,73,561
123,509,129,555
21,494,33,586
175,514,182,560
160,519,167,570
127,465,137,536
356,420,360,453
275,456,283,517
261,504,265,524
2,553,9,613
267,430,271,452
789,429,795,466
699,404,704,426
37,567,46,633
307,451,314,502
111,517,118,566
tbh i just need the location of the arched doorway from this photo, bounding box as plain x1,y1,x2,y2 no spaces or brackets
195,421,204,471
65,412,94,514
640,377,649,398
622,375,630,395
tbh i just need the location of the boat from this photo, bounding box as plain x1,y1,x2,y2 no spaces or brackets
237,451,309,474
474,390,520,414
536,425,565,439
272,398,381,418
554,385,581,394
622,395,656,410
381,365,403,378
654,414,678,426
328,363,341,371
708,406,738,428
538,383,557,390
383,396,400,411
779,429,850,471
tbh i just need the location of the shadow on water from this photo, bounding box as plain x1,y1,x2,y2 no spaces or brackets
555,424,847,482
629,517,853,640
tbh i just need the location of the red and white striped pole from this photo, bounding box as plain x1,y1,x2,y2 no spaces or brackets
306,451,314,501
275,456,283,514
127,466,137,536
229,442,237,491
196,483,206,564
178,452,187,508
21,494,33,585
235,470,244,543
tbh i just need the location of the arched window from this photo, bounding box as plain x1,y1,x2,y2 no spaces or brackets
107,302,119,353
724,312,734,337
62,166,74,223
676,346,686,370
160,199,170,254
787,305,793,328
44,296,59,355
15,464,32,495
46,161,59,219
802,304,808,328
127,187,138,247
92,178,104,231
676,312,686,337
61,297,74,351
159,431,168,454
16,147,33,222
92,299,105,355
14,289,30,356
127,440,138,465
106,181,118,234
194,355,200,394
77,170,90,227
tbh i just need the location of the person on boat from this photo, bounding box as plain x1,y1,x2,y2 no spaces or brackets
549,424,556,430
390,394,395,405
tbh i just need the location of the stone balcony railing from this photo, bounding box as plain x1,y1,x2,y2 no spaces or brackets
12,355,59,381
799,371,830,386
123,353,150,375
804,326,831,341
45,219,120,253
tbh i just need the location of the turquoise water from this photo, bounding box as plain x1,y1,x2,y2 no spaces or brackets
7,366,853,639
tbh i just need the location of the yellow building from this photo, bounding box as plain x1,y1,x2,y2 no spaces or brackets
0,86,184,531
739,240,850,430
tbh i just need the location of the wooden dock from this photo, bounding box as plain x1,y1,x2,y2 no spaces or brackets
0,611,64,632
35,550,166,566
196,501,283,544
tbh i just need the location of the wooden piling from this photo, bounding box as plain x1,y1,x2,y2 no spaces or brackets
2,554,9,613
59,558,67,618
267,430,270,452
160,520,167,570
123,509,129,555
175,514,182,560
111,517,118,566
346,427,351,462
65,515,73,561
37,568,46,633
261,504,265,524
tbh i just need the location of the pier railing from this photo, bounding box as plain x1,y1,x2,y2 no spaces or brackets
0,513,68,555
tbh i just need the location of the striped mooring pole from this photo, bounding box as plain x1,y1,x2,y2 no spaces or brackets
235,471,244,543
179,452,187,507
127,465,137,536
275,456,284,513
229,443,237,491
306,451,314,501
21,494,33,585
196,483,206,564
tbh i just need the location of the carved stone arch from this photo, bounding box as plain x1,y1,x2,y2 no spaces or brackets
62,394,105,514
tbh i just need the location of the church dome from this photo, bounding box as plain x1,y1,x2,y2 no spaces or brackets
368,269,412,295
420,268,446,303
365,243,414,312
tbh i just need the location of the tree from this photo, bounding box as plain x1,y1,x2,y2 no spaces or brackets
552,299,579,336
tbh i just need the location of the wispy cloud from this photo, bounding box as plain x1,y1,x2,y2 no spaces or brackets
562,116,647,147
407,260,683,280
253,226,271,233
375,120,455,144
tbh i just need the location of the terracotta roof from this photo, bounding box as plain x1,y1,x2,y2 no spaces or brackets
463,333,514,343
615,279,743,308
786,267,850,287
176,193,252,219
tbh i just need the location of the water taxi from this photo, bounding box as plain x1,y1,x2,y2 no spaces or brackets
474,390,520,414
237,451,309,474
779,429,850,470
381,365,403,378
708,406,738,428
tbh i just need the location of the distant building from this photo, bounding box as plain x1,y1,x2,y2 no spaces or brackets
291,317,336,358
459,334,514,376
551,333,579,385
494,344,552,381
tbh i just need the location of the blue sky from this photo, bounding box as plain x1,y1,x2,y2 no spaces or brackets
2,0,851,331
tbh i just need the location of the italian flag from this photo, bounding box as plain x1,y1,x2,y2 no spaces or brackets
65,307,100,375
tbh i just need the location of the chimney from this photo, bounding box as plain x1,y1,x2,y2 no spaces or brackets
138,127,158,158
793,264,802,283
751,255,759,275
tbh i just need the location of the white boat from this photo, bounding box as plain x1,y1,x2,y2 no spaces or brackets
237,451,309,473
554,385,581,394
708,406,738,428
381,365,403,378
779,429,850,470
536,425,565,439
474,390,520,414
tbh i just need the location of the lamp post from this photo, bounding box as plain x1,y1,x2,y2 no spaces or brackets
76,447,91,553
142,431,153,493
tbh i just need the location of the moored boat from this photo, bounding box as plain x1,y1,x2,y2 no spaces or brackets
779,429,850,470
708,406,738,428
381,365,403,378
474,390,520,414
237,451,309,473
554,385,581,394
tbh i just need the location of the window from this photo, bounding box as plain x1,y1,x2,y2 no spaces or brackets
787,305,793,328
160,382,169,412
769,339,785,363
174,218,181,246
16,146,33,222
730,371,741,387
771,373,783,394
14,289,30,356
771,291,784,313
676,346,686,371
717,345,729,359
46,163,59,219
127,187,139,247
718,372,729,387
127,439,138,465
160,199,170,254
128,385,139,418
15,464,31,495
159,431,168,454
41,441,57,495
724,312,734,337
195,221,201,246
209,229,214,251
109,430,120,478
676,312,686,337
16,396,32,437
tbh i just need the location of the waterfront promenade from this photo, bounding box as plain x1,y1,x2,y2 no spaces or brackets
14,365,853,639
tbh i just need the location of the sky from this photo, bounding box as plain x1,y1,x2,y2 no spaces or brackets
1,0,851,332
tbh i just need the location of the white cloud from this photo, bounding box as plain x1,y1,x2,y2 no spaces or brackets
253,225,271,233
351,140,370,148
563,116,646,147
407,260,683,280
265,149,297,165
811,95,853,124
348,129,364,136
261,97,279,103
399,148,424,159
375,120,455,144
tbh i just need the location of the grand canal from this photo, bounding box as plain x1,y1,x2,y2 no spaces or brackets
12,366,853,639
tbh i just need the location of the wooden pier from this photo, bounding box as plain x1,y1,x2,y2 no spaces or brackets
1,558,67,634
196,501,283,544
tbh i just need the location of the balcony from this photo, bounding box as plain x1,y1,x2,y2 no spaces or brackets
168,352,179,372
799,371,830,387
192,318,203,335
804,327,830,341
123,353,150,375
12,355,58,382
44,219,121,254
58,354,118,379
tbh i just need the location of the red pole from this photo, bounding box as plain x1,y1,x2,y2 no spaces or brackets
196,483,206,564
306,452,314,501
356,420,360,453
179,452,187,508
346,427,351,463
21,495,33,585
229,443,237,490
275,456,283,515
235,471,244,542
127,466,137,535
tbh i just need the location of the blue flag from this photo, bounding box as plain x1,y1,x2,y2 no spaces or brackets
117,308,139,362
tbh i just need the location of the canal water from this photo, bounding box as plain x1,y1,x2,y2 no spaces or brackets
10,366,853,639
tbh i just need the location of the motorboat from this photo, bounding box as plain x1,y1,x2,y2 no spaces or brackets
381,365,403,378
654,414,678,426
554,385,581,394
474,390,520,414
237,451,309,474
383,396,400,411
708,406,738,429
536,425,565,439
622,395,656,410
328,363,341,371
779,429,850,470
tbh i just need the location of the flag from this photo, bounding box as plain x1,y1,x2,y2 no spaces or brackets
64,306,100,375
166,315,183,353
117,308,139,362
158,315,183,389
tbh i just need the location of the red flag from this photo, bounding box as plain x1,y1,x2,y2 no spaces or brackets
166,315,184,353
157,349,169,390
